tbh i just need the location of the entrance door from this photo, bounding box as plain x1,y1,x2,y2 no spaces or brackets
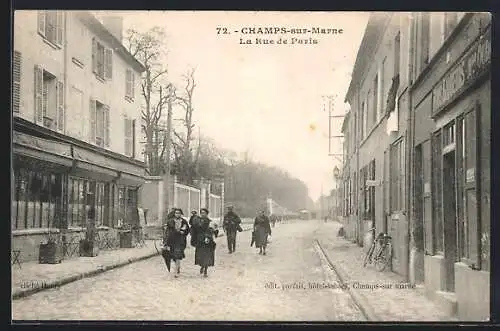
442,149,457,292
414,143,426,283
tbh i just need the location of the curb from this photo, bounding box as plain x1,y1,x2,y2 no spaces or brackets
12,250,160,300
315,239,380,322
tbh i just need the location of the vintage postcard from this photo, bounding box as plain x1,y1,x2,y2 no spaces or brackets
11,11,490,322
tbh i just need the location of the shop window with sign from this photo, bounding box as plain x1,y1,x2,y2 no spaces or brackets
431,131,444,253
12,167,62,230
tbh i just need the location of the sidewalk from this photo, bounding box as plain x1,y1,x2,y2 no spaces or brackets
12,225,253,300
314,221,457,322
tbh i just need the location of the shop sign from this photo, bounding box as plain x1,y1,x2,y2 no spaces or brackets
432,26,491,116
466,168,475,183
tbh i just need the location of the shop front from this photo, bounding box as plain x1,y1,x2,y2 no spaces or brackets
414,20,490,320
12,118,146,262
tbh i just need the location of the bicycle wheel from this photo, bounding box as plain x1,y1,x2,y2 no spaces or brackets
375,243,392,272
363,243,375,267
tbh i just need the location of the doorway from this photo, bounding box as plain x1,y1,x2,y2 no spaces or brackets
442,149,457,292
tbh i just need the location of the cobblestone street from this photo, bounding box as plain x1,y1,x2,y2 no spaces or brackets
12,221,365,321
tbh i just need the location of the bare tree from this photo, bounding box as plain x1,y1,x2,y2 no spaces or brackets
171,68,197,183
125,27,174,175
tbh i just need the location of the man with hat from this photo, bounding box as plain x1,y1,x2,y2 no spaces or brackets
223,205,242,254
189,210,201,247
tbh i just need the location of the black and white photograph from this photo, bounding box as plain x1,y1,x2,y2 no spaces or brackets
11,11,491,322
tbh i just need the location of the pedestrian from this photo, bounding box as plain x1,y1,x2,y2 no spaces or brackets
270,214,277,228
189,210,201,247
195,208,218,277
254,209,272,255
223,206,242,254
163,208,190,278
166,207,176,221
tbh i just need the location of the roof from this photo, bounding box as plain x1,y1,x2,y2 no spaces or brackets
344,13,392,103
76,12,146,73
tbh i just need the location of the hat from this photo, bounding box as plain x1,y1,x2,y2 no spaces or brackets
200,208,209,214
191,210,197,214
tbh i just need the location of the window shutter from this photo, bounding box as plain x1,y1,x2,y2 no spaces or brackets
92,38,97,74
422,139,434,254
104,48,113,80
13,51,21,113
104,105,110,146
34,65,44,124
125,69,131,98
131,72,135,98
37,11,46,36
124,117,132,156
89,98,96,142
56,80,64,131
464,105,481,269
55,11,63,46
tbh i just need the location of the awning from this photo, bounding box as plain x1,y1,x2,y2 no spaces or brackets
115,172,145,187
13,132,73,169
71,160,118,182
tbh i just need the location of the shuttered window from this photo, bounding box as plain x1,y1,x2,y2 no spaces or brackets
124,117,133,157
125,69,135,100
92,38,113,81
89,99,110,147
13,51,21,113
33,65,64,131
37,11,63,47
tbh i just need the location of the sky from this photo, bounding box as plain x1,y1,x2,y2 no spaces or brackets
98,11,368,201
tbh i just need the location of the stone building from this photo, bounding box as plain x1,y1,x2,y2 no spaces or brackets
12,10,146,262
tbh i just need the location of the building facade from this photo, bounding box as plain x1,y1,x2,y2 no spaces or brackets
342,13,413,278
410,13,490,320
12,10,146,262
341,12,490,320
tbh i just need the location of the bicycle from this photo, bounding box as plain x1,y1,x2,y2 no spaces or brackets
363,229,392,271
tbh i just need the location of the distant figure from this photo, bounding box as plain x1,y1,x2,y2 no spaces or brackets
270,214,277,227
189,210,201,247
163,208,190,278
195,208,218,277
223,206,242,254
324,216,328,223
166,207,176,222
254,210,272,255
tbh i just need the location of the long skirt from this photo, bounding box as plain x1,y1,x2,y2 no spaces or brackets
195,245,215,267
254,226,269,248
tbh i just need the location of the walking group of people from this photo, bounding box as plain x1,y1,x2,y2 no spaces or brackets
160,205,273,278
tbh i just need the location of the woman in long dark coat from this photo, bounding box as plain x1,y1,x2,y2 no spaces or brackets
195,208,218,277
164,208,190,278
254,210,272,255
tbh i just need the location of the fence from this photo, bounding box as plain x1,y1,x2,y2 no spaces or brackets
174,183,221,221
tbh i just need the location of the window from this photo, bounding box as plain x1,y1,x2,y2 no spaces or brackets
360,102,365,140
37,11,63,47
366,91,372,131
362,161,375,220
13,51,21,113
431,131,444,253
125,69,135,100
12,167,62,230
390,139,405,212
92,38,113,80
373,74,379,123
34,65,64,131
379,58,385,120
124,117,135,157
416,13,430,74
67,177,109,228
89,99,110,147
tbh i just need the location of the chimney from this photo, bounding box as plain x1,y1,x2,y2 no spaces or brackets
102,16,123,43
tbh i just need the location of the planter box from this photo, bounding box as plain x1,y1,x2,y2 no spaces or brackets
79,239,99,257
119,231,134,248
39,242,63,264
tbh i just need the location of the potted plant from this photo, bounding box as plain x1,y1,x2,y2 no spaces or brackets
39,228,63,264
119,223,134,248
